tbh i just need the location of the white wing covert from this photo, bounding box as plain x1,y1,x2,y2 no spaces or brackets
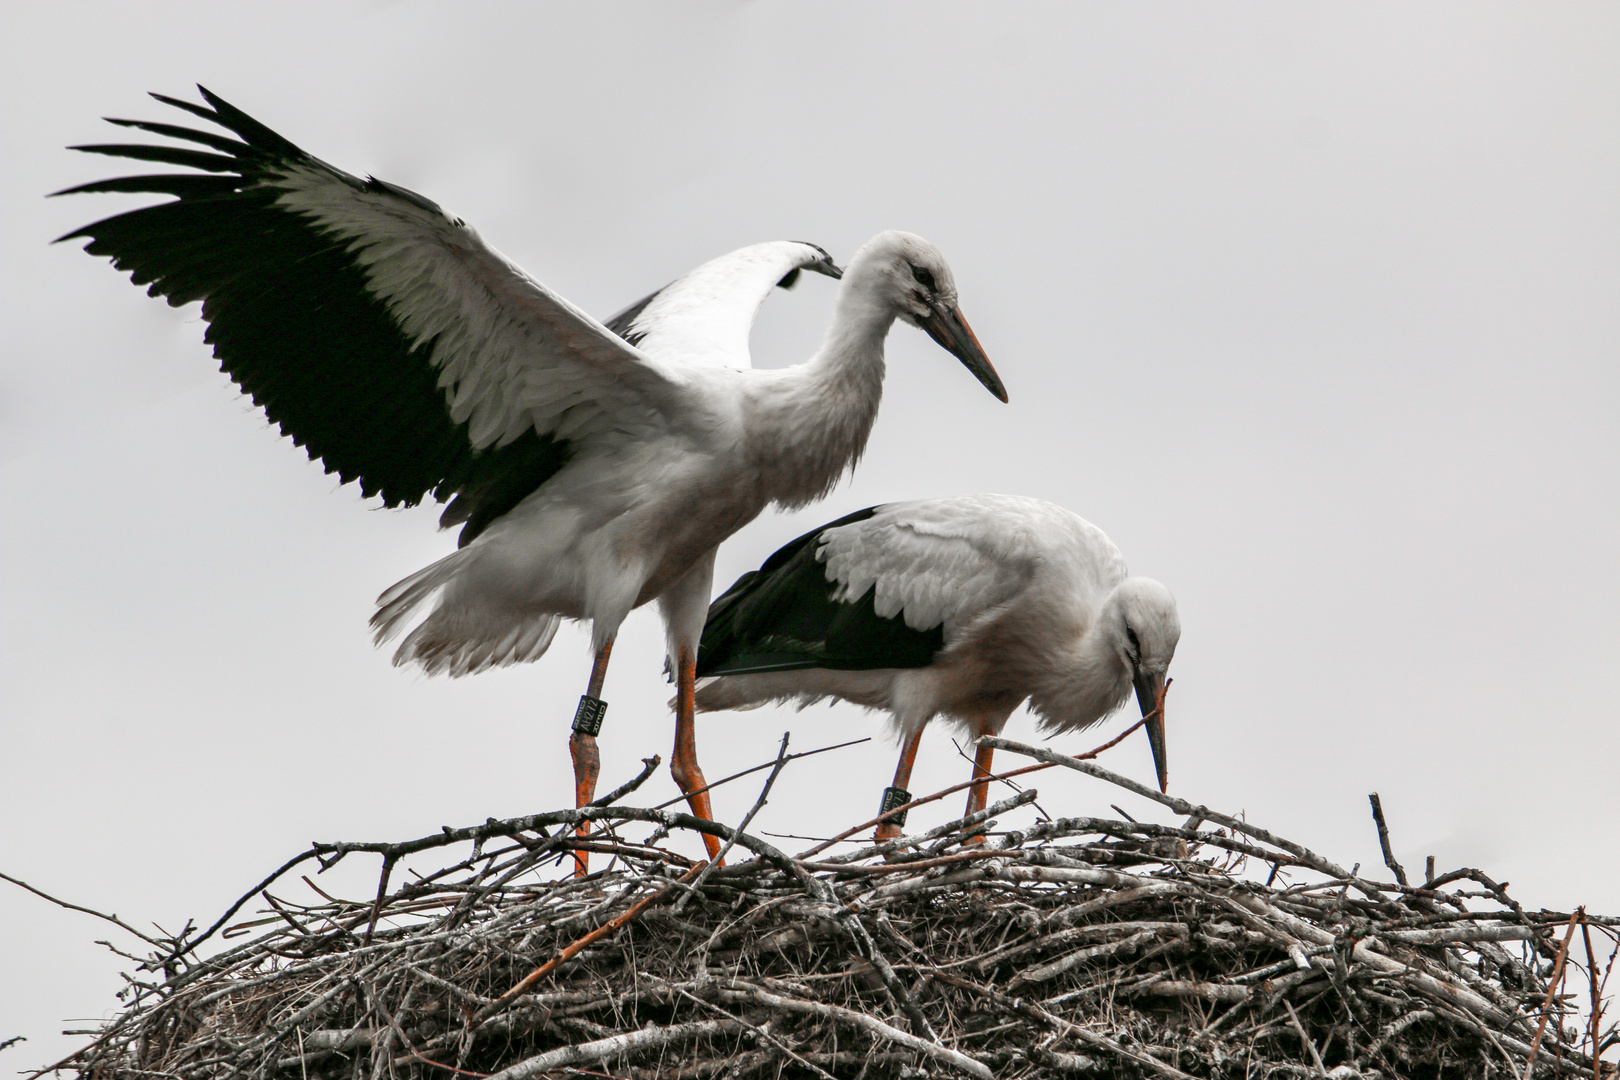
818,495,1064,637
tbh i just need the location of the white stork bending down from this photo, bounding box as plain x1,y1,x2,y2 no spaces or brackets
59,88,1007,861
693,495,1179,841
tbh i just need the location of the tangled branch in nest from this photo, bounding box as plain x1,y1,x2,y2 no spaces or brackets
30,736,1620,1080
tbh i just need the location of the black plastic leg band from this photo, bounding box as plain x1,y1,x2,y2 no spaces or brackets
572,695,607,736
879,786,912,827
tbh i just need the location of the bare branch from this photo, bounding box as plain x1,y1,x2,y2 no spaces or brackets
0,870,161,946
1368,792,1409,886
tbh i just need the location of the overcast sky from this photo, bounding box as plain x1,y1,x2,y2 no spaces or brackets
3,2,1617,1069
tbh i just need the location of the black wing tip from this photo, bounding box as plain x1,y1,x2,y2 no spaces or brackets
130,84,303,158
153,88,208,107
147,90,220,125
789,240,843,279
100,116,253,152
197,85,305,156
194,84,235,117
790,241,834,261
56,88,325,223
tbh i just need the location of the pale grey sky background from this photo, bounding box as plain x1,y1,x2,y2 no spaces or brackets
3,2,1617,1069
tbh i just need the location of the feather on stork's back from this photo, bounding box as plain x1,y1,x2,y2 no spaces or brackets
58,88,1008,855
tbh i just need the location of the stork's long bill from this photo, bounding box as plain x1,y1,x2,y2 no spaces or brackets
1133,671,1169,793
919,304,1007,402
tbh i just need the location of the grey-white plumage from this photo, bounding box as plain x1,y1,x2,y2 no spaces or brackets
693,495,1180,819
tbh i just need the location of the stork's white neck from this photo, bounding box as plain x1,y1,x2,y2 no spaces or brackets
1027,588,1134,732
743,263,896,509
819,261,901,374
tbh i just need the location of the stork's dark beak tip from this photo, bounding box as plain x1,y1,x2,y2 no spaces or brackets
1136,671,1169,796
1146,713,1168,793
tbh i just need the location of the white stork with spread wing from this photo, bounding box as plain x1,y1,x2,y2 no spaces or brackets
58,88,1007,862
693,495,1179,839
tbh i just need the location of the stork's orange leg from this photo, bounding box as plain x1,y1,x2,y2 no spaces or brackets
671,646,724,862
569,637,614,877
875,724,926,844
962,741,996,846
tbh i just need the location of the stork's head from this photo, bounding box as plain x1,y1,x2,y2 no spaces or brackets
1113,577,1180,793
847,230,1007,402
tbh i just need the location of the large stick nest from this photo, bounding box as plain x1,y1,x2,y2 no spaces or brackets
42,736,1619,1080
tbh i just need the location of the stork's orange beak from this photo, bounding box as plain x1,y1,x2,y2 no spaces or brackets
919,303,1007,402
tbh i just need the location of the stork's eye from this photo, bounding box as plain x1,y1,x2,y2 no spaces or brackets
910,265,936,291
1125,626,1141,661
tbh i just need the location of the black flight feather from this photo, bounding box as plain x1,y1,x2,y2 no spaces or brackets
103,116,258,155
52,174,244,199
57,87,572,541
66,143,245,173
697,507,946,677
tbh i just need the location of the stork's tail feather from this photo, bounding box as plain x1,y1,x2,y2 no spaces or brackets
690,676,774,713
690,670,886,714
371,548,477,645
371,548,562,677
393,613,562,678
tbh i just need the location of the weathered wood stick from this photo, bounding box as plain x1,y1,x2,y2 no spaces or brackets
482,1019,746,1080
1368,792,1409,886
716,982,993,1080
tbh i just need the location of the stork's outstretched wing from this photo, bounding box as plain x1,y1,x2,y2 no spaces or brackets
57,87,695,541
604,241,841,369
